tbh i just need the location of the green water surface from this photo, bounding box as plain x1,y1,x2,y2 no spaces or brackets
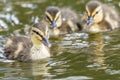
0,0,120,80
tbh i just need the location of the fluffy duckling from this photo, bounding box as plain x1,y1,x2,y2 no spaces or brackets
44,6,81,36
4,22,51,62
83,0,120,33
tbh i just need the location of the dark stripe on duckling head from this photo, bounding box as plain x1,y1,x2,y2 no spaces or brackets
46,15,53,24
46,6,60,18
86,1,101,13
45,6,61,28
86,1,102,25
32,30,43,38
45,13,59,28
33,22,47,33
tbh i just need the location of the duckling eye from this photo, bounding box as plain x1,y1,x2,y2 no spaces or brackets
36,31,39,35
96,11,99,14
32,30,40,35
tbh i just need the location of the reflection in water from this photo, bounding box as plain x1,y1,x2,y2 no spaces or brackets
54,76,93,80
24,61,50,76
87,33,107,70
0,60,51,80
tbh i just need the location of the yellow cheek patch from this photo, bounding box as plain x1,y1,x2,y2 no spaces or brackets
92,6,101,16
54,11,61,21
86,6,90,17
31,35,42,44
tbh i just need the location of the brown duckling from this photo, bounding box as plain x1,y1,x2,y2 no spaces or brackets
82,0,120,33
4,22,51,62
44,6,82,36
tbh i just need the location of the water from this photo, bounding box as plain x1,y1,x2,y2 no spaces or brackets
0,0,120,80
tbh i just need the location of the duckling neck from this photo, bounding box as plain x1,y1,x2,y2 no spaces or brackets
30,43,50,61
50,28,60,36
98,14,105,24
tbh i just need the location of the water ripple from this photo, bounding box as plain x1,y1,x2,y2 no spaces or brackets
53,76,93,80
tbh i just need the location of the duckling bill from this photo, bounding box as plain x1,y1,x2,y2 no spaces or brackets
83,0,120,33
4,22,51,62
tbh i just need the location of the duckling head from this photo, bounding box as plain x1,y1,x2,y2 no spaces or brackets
85,1,103,25
44,6,62,29
31,22,51,47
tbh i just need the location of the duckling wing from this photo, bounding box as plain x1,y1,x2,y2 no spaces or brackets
102,4,120,29
61,8,82,32
61,8,78,21
4,36,33,62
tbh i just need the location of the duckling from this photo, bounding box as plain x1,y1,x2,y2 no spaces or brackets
3,22,51,62
44,6,82,36
82,0,120,33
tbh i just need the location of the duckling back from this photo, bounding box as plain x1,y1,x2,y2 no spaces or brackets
61,8,82,32
102,4,120,29
4,36,33,62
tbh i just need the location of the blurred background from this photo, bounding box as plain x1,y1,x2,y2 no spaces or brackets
0,0,120,80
